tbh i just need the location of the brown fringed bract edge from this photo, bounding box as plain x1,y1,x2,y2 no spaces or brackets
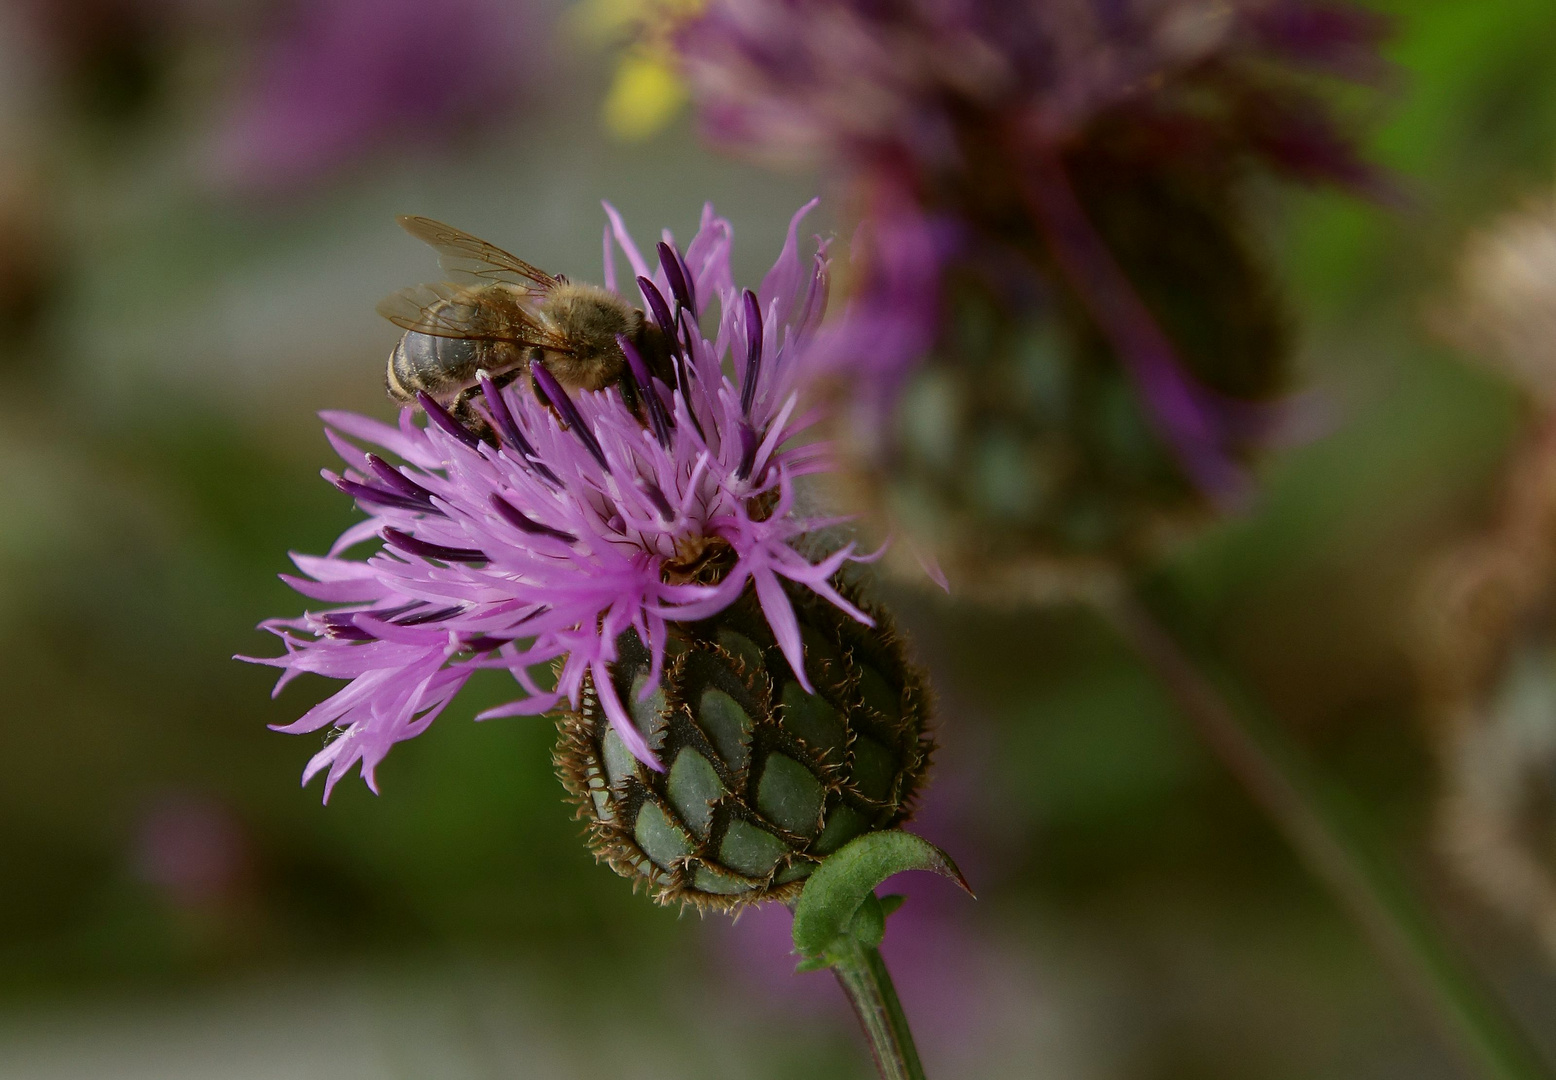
554,578,934,912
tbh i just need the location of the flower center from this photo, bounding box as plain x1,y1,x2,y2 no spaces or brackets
662,535,737,585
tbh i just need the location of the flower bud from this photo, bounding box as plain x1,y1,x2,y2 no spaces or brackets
664,0,1385,600
1418,423,1556,957
1417,189,1556,956
841,156,1292,597
555,580,932,910
1442,185,1556,404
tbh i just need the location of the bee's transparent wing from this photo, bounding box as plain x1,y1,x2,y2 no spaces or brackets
377,283,573,351
396,216,561,292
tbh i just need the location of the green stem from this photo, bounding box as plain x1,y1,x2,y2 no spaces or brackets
1095,586,1552,1080
831,935,928,1080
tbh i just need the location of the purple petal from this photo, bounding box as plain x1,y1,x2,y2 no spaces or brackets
759,196,818,326
322,410,436,468
593,657,664,771
530,365,608,468
740,289,764,416
658,241,694,312
416,392,482,451
602,201,653,284
601,223,617,294
753,568,810,694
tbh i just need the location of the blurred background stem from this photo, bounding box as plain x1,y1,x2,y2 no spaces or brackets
830,937,927,1080
1093,585,1554,1080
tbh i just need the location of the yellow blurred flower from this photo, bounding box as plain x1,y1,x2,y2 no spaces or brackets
604,51,688,139
572,0,705,140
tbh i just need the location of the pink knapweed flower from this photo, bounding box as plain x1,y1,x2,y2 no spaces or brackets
673,0,1389,504
243,202,857,799
206,0,552,194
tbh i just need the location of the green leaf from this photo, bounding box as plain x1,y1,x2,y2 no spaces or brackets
791,831,970,958
849,892,887,949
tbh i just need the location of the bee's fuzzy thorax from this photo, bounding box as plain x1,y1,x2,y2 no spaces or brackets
544,281,637,336
535,281,638,390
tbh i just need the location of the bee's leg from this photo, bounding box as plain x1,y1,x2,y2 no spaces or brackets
450,385,497,447
455,366,536,448
633,322,678,391
618,366,643,414
488,366,526,391
525,349,554,410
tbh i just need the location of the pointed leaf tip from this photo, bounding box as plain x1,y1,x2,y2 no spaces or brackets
791,831,970,959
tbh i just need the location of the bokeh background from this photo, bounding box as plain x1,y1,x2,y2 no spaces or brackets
3,1,1556,1077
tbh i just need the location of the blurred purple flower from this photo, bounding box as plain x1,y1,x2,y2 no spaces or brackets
676,0,1385,182
243,201,861,799
677,0,1388,502
133,793,252,910
206,0,553,193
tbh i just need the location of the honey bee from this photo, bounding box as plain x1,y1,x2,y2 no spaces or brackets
378,216,674,431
